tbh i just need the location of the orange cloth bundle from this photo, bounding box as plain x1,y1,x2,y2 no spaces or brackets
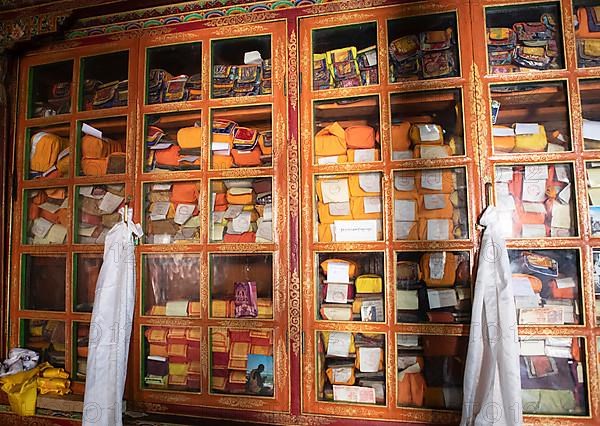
226,188,254,205
155,145,181,167
171,182,200,204
345,126,375,149
213,154,234,169
231,146,262,167
419,252,457,287
391,122,412,151
548,278,577,299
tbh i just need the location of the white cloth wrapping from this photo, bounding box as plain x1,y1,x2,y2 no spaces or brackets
83,208,142,426
460,206,522,426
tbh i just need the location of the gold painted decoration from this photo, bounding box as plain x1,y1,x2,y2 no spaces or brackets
288,30,298,112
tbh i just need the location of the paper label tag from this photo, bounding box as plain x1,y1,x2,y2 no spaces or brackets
395,221,416,239
429,252,446,280
423,194,446,210
522,180,547,202
317,155,340,165
353,149,375,163
327,332,351,357
321,179,350,203
334,220,378,242
421,170,443,191
522,202,546,214
231,211,251,233
515,123,540,135
427,288,457,309
325,283,349,303
332,367,352,384
82,123,102,139
174,204,195,225
329,202,351,216
418,124,441,142
31,217,53,238
363,197,381,214
426,219,449,240
420,145,449,159
358,347,381,373
524,165,548,181
99,192,124,214
150,201,170,221
326,262,350,284
555,277,576,289
395,200,416,221
496,166,514,183
394,173,415,191
358,173,381,193
392,151,413,160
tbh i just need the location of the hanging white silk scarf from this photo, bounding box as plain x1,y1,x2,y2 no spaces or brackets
83,208,142,426
460,206,522,426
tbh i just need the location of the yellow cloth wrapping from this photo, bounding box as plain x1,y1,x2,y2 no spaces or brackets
177,126,202,149
514,125,547,152
583,39,600,56
350,197,382,220
168,362,188,376
40,367,69,379
318,201,353,224
36,377,71,395
30,132,62,172
318,223,333,242
315,122,347,156
355,274,382,293
0,365,42,416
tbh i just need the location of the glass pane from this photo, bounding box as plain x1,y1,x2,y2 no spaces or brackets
77,117,127,176
74,253,103,312
592,249,600,324
143,326,201,392
315,252,384,322
210,178,272,243
509,249,582,325
315,172,382,242
210,328,274,396
24,187,68,245
22,255,66,311
21,319,65,368
313,96,380,165
395,251,471,324
142,254,200,316
588,162,600,234
312,22,378,90
397,334,467,409
485,2,564,74
80,50,129,111
211,105,272,169
28,60,73,118
146,42,202,104
393,167,468,241
390,89,465,160
579,79,600,150
25,124,70,180
494,163,577,238
519,336,587,415
144,111,202,173
210,254,273,319
574,3,600,68
211,35,271,98
388,12,459,82
317,331,386,405
75,184,125,244
144,181,201,244
490,81,571,153
74,322,90,381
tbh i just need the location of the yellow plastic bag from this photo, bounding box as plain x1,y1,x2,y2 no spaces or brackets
0,365,42,416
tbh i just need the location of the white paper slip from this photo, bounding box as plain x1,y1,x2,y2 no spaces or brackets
392,150,413,160
557,184,571,204
395,221,416,239
57,148,69,162
514,295,541,309
547,143,565,152
211,141,230,152
521,224,546,238
397,356,418,370
394,200,416,222
82,123,102,139
361,299,383,322
394,173,415,191
363,197,381,214
555,277,576,289
511,276,536,297
334,220,378,242
353,149,376,163
179,155,200,163
524,165,548,181
427,289,458,309
419,145,449,159
551,202,571,229
423,194,446,210
333,385,376,404
545,337,572,347
417,124,441,141
545,345,572,359
255,220,272,241
358,173,381,193
99,191,124,214
397,334,419,347
78,225,97,237
426,219,449,240
492,126,516,137
42,165,57,177
589,188,600,205
522,180,547,202
46,224,67,244
224,204,243,219
152,234,172,244
327,261,350,284
497,194,516,211
495,166,514,183
231,211,251,233
429,252,446,280
211,224,225,241
149,142,174,150
358,347,381,373
421,170,443,191
263,204,273,221
326,332,352,357
588,168,600,188
31,217,53,238
38,202,62,214
522,202,546,214
515,123,540,135
520,339,546,356
325,283,349,303
152,183,172,191
317,155,340,165
150,201,170,220
211,211,225,225
329,202,351,216
583,119,600,141
174,204,195,225
396,290,419,310
554,164,570,183
321,179,350,203
331,367,353,384
79,186,94,197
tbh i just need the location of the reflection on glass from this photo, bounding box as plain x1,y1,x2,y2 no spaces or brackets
519,336,587,415
315,172,382,243
508,249,581,325
146,42,202,104
317,331,385,405
393,167,468,241
144,326,201,391
25,187,68,245
396,251,471,324
80,51,129,110
485,3,564,74
588,163,600,234
77,118,126,176
388,12,459,82
144,111,201,173
74,322,89,381
491,82,571,153
574,4,600,68
22,255,65,311
28,60,73,118
592,249,600,324
494,163,577,238
210,254,273,319
312,23,378,90
579,79,600,150
210,178,272,243
397,334,466,409
313,96,380,165
211,105,272,169
26,124,70,180
315,252,384,322
22,319,65,368
391,89,464,160
143,254,200,316
144,181,201,245
74,254,102,312
211,36,271,98
76,184,125,244
210,328,274,396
